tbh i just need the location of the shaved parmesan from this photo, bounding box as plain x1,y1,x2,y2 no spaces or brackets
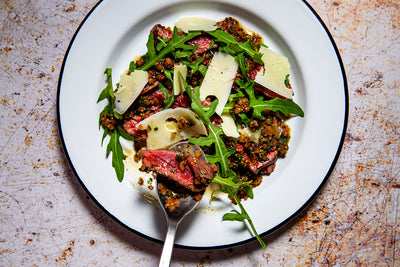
221,114,239,138
254,46,293,99
175,17,218,32
173,64,188,95
137,108,207,150
199,52,238,115
114,70,148,114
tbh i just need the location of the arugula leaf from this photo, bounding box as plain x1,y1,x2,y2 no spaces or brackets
213,174,266,248
180,74,265,248
159,83,175,110
223,210,249,221
97,68,129,182
252,98,304,118
239,78,304,118
173,49,193,60
181,74,235,177
134,27,201,71
98,104,113,128
107,130,126,182
156,37,169,51
235,53,250,80
171,39,197,60
116,126,134,141
207,30,263,65
175,43,197,51
189,123,236,177
181,58,208,76
97,69,115,127
238,113,250,126
227,193,266,248
101,124,131,183
97,68,123,126
146,33,156,60
163,68,174,84
97,68,114,103
212,171,249,196
208,39,215,50
101,127,110,145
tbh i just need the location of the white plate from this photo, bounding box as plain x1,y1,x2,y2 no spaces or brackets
57,0,348,248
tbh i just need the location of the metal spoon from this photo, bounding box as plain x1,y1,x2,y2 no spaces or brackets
157,141,206,267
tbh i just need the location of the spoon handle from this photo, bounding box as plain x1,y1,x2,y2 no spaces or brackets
159,220,178,267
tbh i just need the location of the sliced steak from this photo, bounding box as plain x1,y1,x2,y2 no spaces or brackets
233,148,278,175
140,149,215,192
186,155,216,186
248,62,262,81
150,24,173,41
147,89,166,111
188,35,218,54
248,150,278,174
140,81,160,95
123,116,147,137
171,92,191,108
249,62,287,100
254,84,287,100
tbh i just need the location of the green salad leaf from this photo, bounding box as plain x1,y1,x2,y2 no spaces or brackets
211,172,266,247
107,130,126,182
180,58,208,76
96,68,114,104
231,78,305,119
133,27,201,72
207,29,263,65
181,73,266,248
97,68,133,182
159,83,175,110
252,98,305,118
146,33,156,60
97,68,123,121
181,74,235,177
156,37,168,51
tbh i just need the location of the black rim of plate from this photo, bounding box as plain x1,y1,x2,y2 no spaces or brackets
56,0,349,250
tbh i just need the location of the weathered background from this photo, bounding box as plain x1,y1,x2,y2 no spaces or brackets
1,0,399,266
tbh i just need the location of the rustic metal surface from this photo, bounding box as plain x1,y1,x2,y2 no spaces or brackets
1,0,399,266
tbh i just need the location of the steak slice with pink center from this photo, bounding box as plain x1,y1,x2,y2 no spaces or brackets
188,35,218,54
140,149,215,192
